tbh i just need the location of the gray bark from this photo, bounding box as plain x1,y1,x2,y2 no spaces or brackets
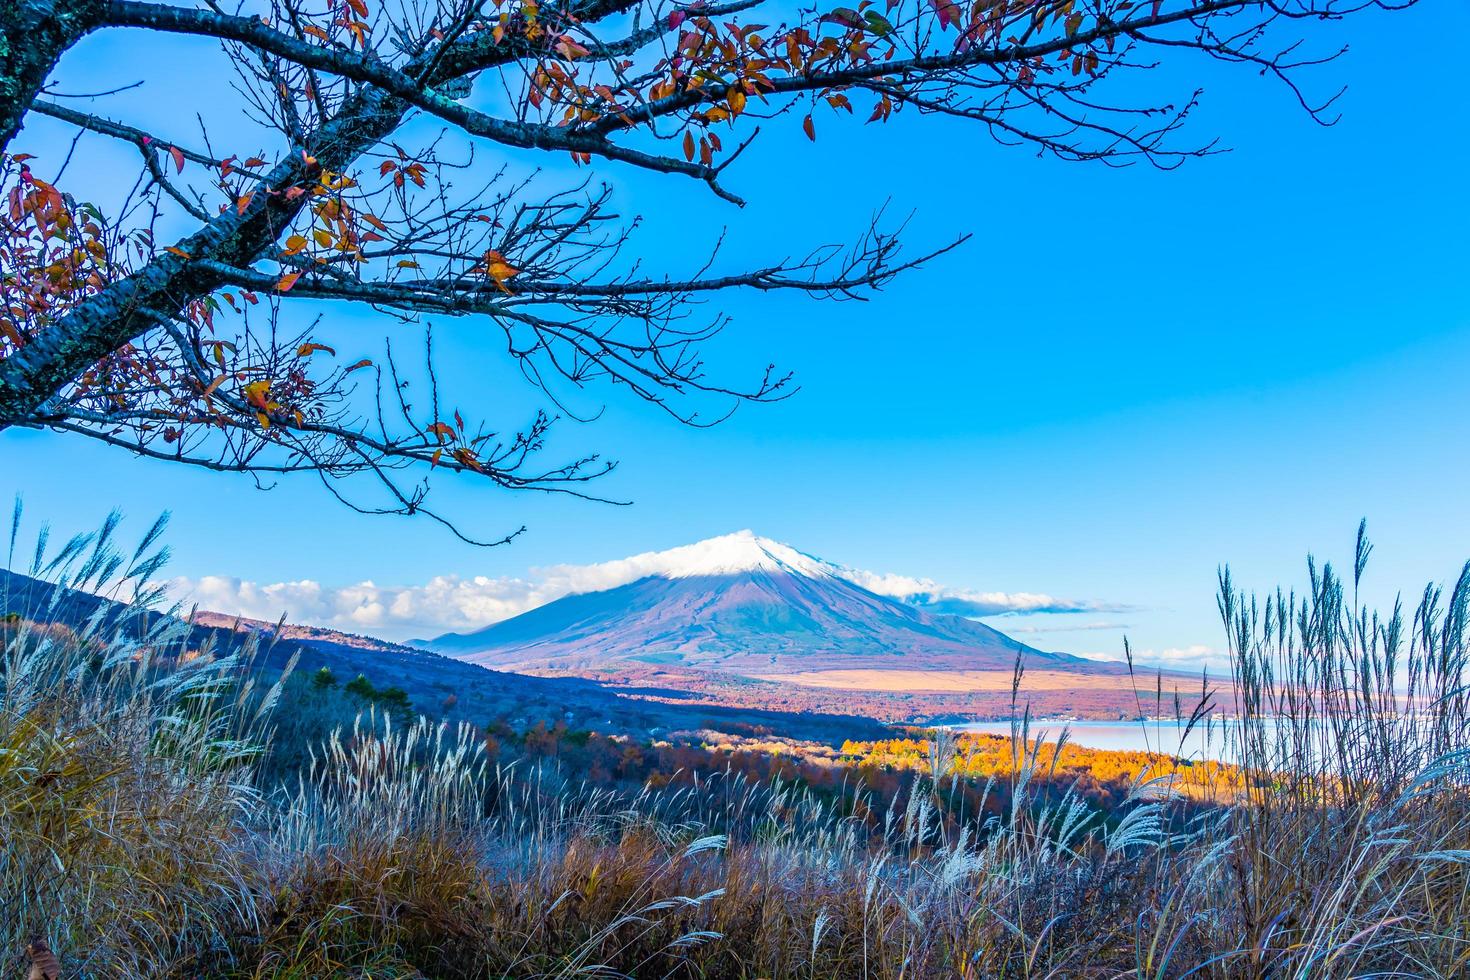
0,86,407,425
0,0,106,154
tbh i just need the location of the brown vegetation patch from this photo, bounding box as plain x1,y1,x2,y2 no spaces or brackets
751,667,1136,693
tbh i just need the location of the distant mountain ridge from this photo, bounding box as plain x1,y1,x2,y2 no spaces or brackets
425,531,1102,675
0,565,893,740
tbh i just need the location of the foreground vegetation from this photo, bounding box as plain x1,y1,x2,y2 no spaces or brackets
3,515,1469,978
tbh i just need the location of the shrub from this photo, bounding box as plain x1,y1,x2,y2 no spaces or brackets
343,672,414,713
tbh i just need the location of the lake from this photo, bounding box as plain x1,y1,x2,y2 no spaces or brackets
953,719,1265,762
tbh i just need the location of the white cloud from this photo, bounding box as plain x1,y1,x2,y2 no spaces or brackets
1074,644,1229,674
840,568,1127,617
171,572,558,639
1004,621,1132,634
167,531,1129,642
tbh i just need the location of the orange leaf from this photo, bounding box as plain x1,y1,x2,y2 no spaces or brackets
297,342,337,357
168,145,185,173
243,379,272,408
482,250,520,292
276,271,302,292
803,114,815,141
345,358,373,373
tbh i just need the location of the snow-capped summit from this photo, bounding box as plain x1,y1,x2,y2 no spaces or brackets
626,530,836,580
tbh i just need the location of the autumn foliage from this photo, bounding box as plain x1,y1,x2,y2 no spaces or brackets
841,730,1243,800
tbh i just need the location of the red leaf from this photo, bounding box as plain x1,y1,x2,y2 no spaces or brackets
803,114,815,141
927,0,959,29
168,145,185,173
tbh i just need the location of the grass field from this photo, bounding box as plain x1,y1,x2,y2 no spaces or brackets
4,516,1470,978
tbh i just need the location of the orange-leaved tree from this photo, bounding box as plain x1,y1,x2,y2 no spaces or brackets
0,0,1410,540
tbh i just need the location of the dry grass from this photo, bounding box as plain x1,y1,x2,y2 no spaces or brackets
4,510,1470,978
0,509,270,976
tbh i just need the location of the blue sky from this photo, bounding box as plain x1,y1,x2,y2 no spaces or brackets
3,1,1467,664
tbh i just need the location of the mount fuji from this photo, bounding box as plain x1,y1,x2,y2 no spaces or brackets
425,531,1108,679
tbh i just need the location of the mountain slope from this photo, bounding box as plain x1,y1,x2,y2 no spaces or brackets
427,531,1100,675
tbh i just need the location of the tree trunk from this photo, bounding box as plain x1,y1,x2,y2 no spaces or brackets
0,0,106,155
0,87,408,428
